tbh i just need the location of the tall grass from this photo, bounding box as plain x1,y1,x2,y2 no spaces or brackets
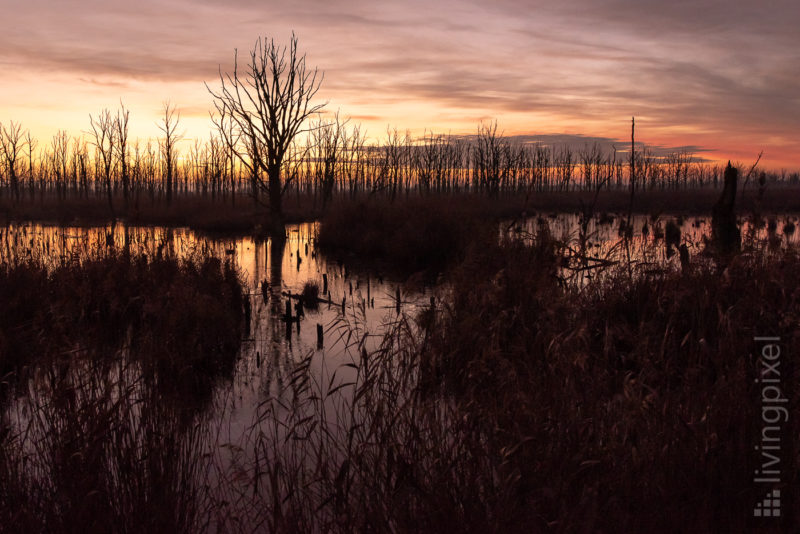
0,250,246,533
208,232,798,532
1,220,798,532
317,195,506,275
0,251,245,399
413,234,799,530
1,358,217,533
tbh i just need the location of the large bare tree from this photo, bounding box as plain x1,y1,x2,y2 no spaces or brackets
208,34,325,235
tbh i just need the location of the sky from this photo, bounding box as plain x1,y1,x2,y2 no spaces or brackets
0,0,798,168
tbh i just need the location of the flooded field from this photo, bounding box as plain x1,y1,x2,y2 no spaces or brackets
0,221,432,443
1,212,798,531
508,212,799,283
1,212,796,425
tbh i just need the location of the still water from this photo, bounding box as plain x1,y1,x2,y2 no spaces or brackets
1,212,797,443
0,221,430,440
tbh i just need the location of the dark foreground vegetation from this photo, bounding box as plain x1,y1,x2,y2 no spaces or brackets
0,251,246,532
200,223,795,532
0,191,318,233
0,251,245,391
1,230,795,533
1,153,798,532
317,196,516,274
412,234,799,531
2,32,797,532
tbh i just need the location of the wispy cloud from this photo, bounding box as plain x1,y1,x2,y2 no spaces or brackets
0,0,797,166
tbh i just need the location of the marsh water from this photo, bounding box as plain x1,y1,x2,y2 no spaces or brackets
2,212,798,449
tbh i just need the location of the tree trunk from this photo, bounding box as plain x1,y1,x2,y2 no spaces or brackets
166,162,173,206
268,165,284,238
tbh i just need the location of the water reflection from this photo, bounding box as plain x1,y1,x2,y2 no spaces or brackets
0,221,421,435
508,212,799,281
1,213,796,443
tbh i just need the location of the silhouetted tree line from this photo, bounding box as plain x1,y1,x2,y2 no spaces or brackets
2,118,796,203
1,35,797,220
2,116,798,206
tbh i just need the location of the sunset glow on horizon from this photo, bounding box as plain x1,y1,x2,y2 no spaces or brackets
1,0,798,168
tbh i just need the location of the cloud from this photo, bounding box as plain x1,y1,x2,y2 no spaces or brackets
448,132,715,162
0,0,797,166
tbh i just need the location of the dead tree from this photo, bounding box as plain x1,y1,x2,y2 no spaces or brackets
73,138,89,199
310,111,347,209
208,34,325,236
115,103,131,209
25,132,37,200
89,109,116,212
384,127,404,201
50,130,69,201
0,121,26,201
474,121,504,198
158,102,182,206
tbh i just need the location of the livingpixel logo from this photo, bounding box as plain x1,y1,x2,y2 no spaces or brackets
753,336,785,519
753,489,781,518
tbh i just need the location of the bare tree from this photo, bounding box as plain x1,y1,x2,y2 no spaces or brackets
115,102,131,209
384,127,405,201
73,137,90,199
310,111,347,208
207,133,226,202
0,121,26,201
158,102,182,206
25,131,37,200
50,130,69,201
208,34,325,235
473,121,509,198
89,109,116,212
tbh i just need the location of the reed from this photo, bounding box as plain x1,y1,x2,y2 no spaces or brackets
0,248,249,533
0,249,246,405
1,211,798,532
211,232,799,532
316,195,507,275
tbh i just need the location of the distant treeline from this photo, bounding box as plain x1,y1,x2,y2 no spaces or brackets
1,114,797,209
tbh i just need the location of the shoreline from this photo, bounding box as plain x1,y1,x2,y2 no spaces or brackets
1,186,798,235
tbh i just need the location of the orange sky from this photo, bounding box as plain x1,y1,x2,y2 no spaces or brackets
1,0,798,169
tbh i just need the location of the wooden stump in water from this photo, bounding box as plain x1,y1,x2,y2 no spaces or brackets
665,220,681,258
322,273,328,295
243,295,251,335
261,279,269,303
679,244,690,271
711,162,741,255
316,323,323,349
